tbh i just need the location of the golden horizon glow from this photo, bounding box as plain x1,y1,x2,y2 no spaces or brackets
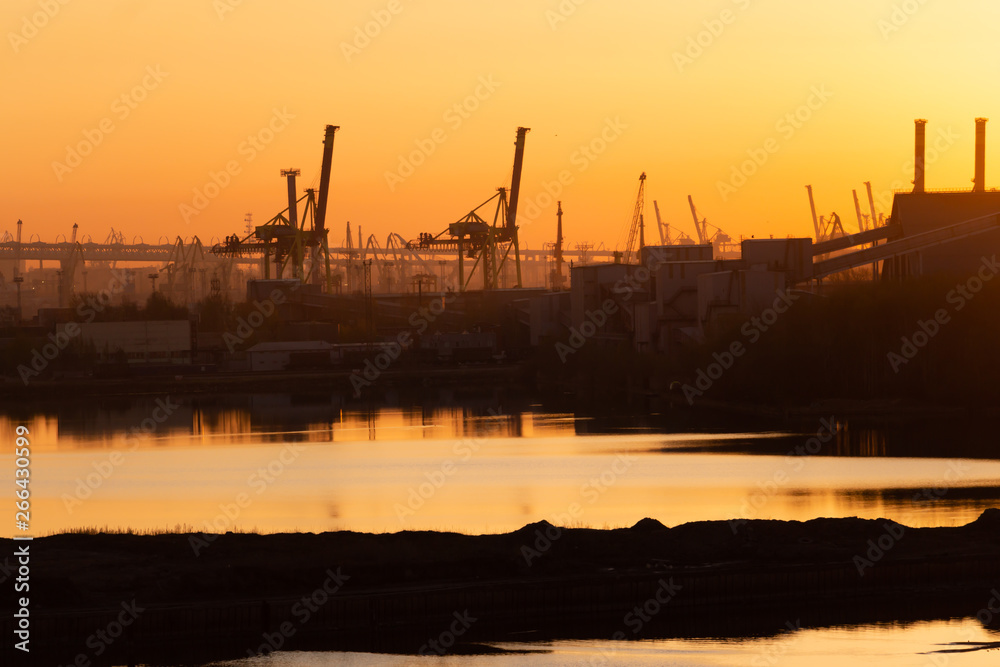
5,409,999,537
5,1,1000,251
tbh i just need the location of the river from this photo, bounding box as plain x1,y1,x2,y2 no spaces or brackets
4,393,1000,664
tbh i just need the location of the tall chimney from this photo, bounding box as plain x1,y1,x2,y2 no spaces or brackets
974,117,988,192
913,119,927,193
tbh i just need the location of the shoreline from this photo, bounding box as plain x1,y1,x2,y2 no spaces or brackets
0,362,985,424
0,362,531,401
6,511,1000,664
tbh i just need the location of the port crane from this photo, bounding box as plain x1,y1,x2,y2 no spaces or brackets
212,125,339,293
13,219,23,320
407,127,529,291
852,189,867,232
545,201,566,290
687,196,734,253
850,182,884,280
654,200,667,244
863,181,885,229
58,224,88,307
653,200,695,245
615,172,646,264
806,185,846,243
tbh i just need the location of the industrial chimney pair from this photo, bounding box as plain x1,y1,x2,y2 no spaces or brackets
913,117,988,193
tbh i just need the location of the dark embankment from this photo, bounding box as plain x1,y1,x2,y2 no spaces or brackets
5,511,1000,665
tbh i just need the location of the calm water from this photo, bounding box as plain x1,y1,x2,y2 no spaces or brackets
5,395,1000,664
3,395,1000,536
203,619,1000,666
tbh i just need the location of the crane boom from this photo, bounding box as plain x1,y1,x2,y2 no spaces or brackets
688,195,707,245
621,172,646,265
552,201,565,290
864,181,879,228
654,200,667,245
852,189,865,232
13,219,23,321
506,127,529,231
14,219,22,280
314,125,339,235
806,185,821,241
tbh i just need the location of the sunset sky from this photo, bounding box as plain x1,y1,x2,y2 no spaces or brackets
4,0,1000,251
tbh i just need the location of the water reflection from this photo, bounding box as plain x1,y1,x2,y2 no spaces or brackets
2,396,1000,537
203,618,1000,667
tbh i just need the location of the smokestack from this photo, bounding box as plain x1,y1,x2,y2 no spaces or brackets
974,117,988,192
913,119,927,193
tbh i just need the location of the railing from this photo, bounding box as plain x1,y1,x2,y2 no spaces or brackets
891,187,1000,194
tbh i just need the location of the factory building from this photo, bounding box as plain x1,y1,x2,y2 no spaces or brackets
883,118,1000,278
817,118,1000,281
78,320,192,365
554,242,795,357
247,341,335,372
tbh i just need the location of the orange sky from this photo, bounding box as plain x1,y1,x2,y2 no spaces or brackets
4,0,1000,251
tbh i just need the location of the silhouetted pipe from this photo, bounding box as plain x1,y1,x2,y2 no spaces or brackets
506,127,530,231
914,119,927,193
315,125,339,234
974,117,988,192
